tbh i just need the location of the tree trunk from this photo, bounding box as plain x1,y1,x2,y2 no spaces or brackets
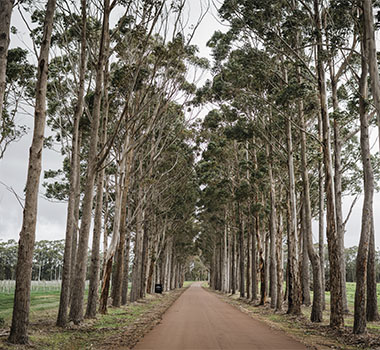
237,203,245,298
130,174,145,301
363,0,380,153
264,230,270,300
246,224,251,299
267,143,277,308
0,0,14,125
330,66,348,314
57,0,86,326
286,113,302,316
300,99,323,322
69,135,81,304
362,1,380,323
251,214,257,301
8,0,56,343
231,228,236,295
85,53,110,318
112,170,130,307
353,35,373,334
301,201,311,307
121,206,132,305
140,219,149,297
99,150,127,313
101,176,110,280
318,111,326,310
85,171,105,317
69,0,110,324
223,208,229,293
276,206,283,311
366,218,379,321
258,219,266,305
98,257,113,314
251,148,258,301
314,0,343,328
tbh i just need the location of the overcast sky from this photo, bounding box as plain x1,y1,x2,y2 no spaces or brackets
0,2,379,249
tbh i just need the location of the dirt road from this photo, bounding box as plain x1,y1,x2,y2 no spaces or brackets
134,283,307,350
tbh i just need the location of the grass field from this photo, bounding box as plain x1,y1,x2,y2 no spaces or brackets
0,288,186,350
1,282,378,327
0,290,62,325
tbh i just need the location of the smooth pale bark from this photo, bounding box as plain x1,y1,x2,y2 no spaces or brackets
275,207,283,311
363,0,380,152
266,143,277,308
237,203,245,298
86,57,110,317
329,63,348,314
314,0,343,328
0,0,14,125
301,203,311,307
231,227,236,295
146,222,160,294
69,133,81,304
246,224,251,299
85,170,104,317
130,167,145,301
251,148,258,301
57,0,87,326
318,112,326,310
300,101,323,322
69,0,110,324
223,208,229,293
141,211,149,297
113,186,129,306
102,176,110,277
286,113,302,315
251,215,257,301
99,144,129,312
366,218,379,321
258,217,266,305
362,1,380,322
121,232,131,304
354,35,373,335
8,0,56,343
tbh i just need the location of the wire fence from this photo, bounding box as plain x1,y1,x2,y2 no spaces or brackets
0,280,89,294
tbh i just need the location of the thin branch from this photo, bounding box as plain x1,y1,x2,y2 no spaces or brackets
0,180,25,209
343,194,358,229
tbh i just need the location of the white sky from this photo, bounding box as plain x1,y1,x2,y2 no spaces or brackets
0,1,379,249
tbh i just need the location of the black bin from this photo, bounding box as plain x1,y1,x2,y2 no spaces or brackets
155,283,163,293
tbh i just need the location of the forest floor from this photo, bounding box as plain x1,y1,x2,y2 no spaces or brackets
208,284,380,350
0,287,187,350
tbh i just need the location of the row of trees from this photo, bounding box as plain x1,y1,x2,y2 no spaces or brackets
1,0,206,344
196,0,380,336
1,237,374,284
0,239,64,281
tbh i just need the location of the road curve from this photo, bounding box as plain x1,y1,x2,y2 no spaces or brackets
133,283,307,350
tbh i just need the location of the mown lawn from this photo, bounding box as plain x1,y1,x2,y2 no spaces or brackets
0,288,186,350
0,290,62,326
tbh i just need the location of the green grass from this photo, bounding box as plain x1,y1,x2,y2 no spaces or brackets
0,288,184,350
28,301,160,350
0,290,61,325
183,280,197,287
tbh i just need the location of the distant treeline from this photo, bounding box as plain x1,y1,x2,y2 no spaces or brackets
0,239,65,281
1,239,378,284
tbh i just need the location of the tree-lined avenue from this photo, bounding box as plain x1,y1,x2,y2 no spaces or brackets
134,283,307,350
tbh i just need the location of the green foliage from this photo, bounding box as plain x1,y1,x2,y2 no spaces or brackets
0,239,66,282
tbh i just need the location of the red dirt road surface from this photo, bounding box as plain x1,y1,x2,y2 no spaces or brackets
134,283,307,350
